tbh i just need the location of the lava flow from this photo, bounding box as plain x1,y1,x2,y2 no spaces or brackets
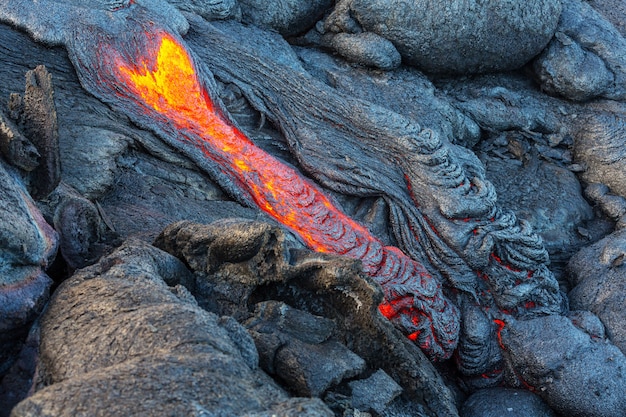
113,31,459,360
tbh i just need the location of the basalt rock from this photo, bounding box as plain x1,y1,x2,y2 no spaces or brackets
534,0,626,101
572,106,626,199
10,240,334,417
323,0,561,74
587,0,626,37
461,388,555,417
238,0,333,37
165,0,240,21
155,219,459,416
483,154,593,261
501,315,626,417
246,301,366,397
188,18,564,372
294,47,480,148
585,184,626,230
567,229,626,354
8,65,60,199
0,160,56,378
37,183,109,270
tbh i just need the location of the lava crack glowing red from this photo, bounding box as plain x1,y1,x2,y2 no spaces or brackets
115,32,459,360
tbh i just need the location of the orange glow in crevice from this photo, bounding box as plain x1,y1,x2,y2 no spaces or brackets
113,32,459,360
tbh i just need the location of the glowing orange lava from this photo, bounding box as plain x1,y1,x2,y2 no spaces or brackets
117,33,373,255
114,31,459,360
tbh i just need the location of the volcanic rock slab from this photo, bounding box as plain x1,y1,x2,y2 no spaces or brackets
239,0,333,37
0,160,56,378
10,240,334,417
324,0,561,74
502,315,626,417
534,0,626,101
568,229,626,354
154,219,459,417
461,388,555,417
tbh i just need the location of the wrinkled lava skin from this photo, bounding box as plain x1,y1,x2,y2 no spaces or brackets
0,0,563,367
61,7,459,360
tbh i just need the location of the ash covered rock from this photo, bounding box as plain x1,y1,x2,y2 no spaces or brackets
568,229,626,354
10,240,334,417
323,0,561,74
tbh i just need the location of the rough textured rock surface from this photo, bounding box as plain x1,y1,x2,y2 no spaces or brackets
0,0,625,416
534,0,626,101
10,240,334,417
461,388,555,417
567,229,626,354
0,160,56,378
165,0,240,20
502,315,626,417
155,219,459,417
324,0,561,74
587,0,626,36
295,47,480,148
484,155,593,258
246,301,366,397
239,0,333,37
572,105,626,199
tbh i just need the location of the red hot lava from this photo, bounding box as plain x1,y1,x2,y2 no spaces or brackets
107,30,459,360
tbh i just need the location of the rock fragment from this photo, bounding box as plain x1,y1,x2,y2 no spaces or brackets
461,388,555,417
8,65,60,199
239,0,333,37
0,160,56,378
568,229,626,353
348,369,402,414
324,0,561,74
572,107,626,199
502,315,626,417
534,0,626,101
11,240,332,417
246,301,366,397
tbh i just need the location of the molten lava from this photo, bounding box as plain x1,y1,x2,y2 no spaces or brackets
114,31,459,360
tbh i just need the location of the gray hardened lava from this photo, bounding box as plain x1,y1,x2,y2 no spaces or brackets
0,0,625,416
